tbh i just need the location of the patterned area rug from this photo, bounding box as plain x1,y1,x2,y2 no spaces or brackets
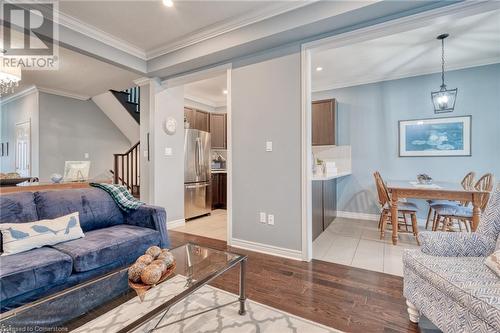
74,275,342,332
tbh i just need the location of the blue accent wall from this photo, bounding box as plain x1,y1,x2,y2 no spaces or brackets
313,64,500,217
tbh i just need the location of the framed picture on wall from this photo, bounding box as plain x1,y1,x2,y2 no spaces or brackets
399,115,471,157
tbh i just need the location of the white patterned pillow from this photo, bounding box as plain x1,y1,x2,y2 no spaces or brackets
0,212,84,256
485,250,500,277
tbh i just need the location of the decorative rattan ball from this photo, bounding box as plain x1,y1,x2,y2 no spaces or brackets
157,251,175,267
146,246,162,259
136,254,154,265
128,262,146,282
140,264,163,285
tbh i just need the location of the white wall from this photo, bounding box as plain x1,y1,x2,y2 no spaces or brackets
151,86,185,224
232,53,302,251
0,89,39,177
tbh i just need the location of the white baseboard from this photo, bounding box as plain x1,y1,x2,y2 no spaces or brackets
167,218,185,229
335,211,380,221
231,238,303,261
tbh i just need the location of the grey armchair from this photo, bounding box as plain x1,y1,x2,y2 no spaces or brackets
403,183,500,333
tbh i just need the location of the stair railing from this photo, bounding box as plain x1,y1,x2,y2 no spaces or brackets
124,86,140,113
113,141,140,195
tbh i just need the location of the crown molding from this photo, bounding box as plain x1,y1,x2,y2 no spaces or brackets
52,6,147,60
37,87,90,101
184,94,216,108
145,1,316,60
133,77,162,87
0,85,38,105
49,1,314,63
312,57,500,93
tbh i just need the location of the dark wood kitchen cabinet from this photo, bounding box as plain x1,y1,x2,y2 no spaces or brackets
194,110,210,132
210,113,227,149
211,173,227,209
184,108,195,128
312,99,337,146
312,178,337,240
185,108,210,132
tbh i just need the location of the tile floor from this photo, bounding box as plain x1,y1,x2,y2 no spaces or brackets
312,217,422,276
172,209,227,241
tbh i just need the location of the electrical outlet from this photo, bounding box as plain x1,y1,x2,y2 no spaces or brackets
259,212,267,223
164,147,173,156
268,214,275,225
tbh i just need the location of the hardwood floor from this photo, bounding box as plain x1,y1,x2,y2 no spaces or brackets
169,230,419,333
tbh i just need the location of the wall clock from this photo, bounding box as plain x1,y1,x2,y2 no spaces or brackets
163,117,177,135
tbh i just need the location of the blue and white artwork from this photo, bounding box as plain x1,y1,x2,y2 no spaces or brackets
399,116,471,157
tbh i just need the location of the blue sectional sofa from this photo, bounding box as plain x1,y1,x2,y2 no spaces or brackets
0,188,169,311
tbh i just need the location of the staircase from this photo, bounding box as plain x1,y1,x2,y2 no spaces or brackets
110,86,140,124
113,141,140,197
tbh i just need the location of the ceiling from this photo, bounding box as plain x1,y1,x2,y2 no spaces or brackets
312,9,500,92
58,1,308,58
184,74,227,106
2,46,140,99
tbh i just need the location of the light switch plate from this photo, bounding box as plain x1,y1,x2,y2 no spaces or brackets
164,147,173,156
259,212,267,223
84,153,89,159
268,214,275,225
143,150,148,157
266,141,273,152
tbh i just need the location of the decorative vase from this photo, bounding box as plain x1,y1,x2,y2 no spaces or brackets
50,173,63,183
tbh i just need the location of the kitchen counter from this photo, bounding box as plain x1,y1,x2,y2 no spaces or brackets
211,169,227,174
312,170,351,181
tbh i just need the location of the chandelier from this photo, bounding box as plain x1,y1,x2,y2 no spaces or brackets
431,33,457,113
1,50,22,97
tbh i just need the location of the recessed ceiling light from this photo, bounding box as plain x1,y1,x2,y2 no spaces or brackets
316,67,323,72
163,0,174,7
223,89,228,95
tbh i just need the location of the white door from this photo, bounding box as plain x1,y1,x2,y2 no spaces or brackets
15,120,31,177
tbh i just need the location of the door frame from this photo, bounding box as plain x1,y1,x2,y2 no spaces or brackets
163,63,234,245
299,1,498,261
15,119,32,177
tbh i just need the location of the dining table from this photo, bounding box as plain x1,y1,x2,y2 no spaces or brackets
386,180,490,245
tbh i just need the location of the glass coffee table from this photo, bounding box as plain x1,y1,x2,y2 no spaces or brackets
0,243,247,332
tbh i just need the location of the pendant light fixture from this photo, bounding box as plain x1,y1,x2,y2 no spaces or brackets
431,33,457,113
0,50,22,97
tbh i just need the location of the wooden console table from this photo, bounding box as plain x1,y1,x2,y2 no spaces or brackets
0,181,96,194
387,180,490,245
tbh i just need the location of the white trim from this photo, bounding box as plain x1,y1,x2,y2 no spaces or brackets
167,218,186,230
145,2,314,60
55,8,146,59
163,64,232,88
303,1,500,53
312,56,500,93
0,85,37,105
231,238,303,261
335,211,380,222
300,46,313,262
37,87,90,101
184,94,216,108
226,67,233,246
300,0,500,264
47,2,313,62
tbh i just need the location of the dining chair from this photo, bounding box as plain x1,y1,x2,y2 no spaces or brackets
373,172,420,245
424,171,475,230
434,173,494,232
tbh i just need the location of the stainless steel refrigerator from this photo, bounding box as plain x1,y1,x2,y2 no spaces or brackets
184,129,212,220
